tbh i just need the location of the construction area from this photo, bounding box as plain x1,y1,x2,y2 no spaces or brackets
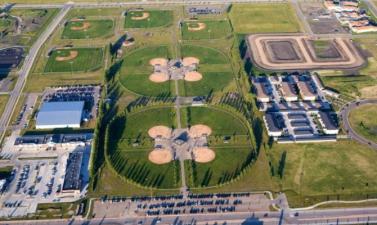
252,73,339,143
247,34,365,71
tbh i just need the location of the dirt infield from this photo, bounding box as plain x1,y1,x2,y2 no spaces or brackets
149,58,168,67
55,50,78,61
188,22,206,31
70,22,91,31
184,71,202,82
247,34,365,71
131,12,150,20
149,72,169,83
148,125,172,139
182,57,200,67
193,147,215,163
189,124,212,138
148,149,172,164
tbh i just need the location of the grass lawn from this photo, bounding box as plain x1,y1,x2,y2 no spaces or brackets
119,46,173,96
268,141,377,207
181,20,231,40
183,71,234,96
320,75,377,97
119,107,175,139
0,95,9,117
349,104,377,143
44,48,103,73
181,45,228,64
0,18,13,31
62,19,114,39
106,108,180,189
186,147,254,187
124,10,173,28
229,3,301,34
185,106,248,135
119,73,174,97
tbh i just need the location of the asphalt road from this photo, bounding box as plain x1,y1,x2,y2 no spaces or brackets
0,4,71,141
339,99,377,149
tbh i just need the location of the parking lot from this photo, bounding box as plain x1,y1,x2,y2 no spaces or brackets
92,192,272,219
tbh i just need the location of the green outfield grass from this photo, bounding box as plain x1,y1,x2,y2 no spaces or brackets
44,48,103,73
181,45,228,64
185,106,248,135
183,71,234,96
119,46,173,96
349,104,377,143
181,20,231,40
124,10,173,28
106,108,180,189
62,19,114,39
229,3,301,33
187,147,253,187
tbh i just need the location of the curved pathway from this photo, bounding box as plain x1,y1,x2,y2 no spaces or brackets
339,99,377,149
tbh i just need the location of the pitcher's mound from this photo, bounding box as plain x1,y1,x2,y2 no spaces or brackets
55,50,78,61
188,22,206,31
131,12,150,20
149,149,172,164
184,71,202,82
70,22,91,31
182,57,200,67
149,58,168,66
193,147,215,163
149,73,169,83
189,124,212,138
148,125,172,139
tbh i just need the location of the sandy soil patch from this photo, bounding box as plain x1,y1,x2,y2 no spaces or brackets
193,147,215,163
360,85,377,98
182,57,200,67
149,149,172,164
148,125,172,139
149,73,169,83
189,124,212,138
55,50,78,62
188,22,206,31
131,12,150,20
70,22,91,31
184,71,202,82
149,58,168,67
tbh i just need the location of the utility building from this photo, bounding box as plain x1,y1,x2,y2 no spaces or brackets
36,101,84,129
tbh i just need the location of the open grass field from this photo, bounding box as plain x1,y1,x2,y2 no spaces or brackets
349,104,377,143
62,19,114,39
124,10,173,28
229,3,301,34
44,48,103,73
181,20,231,40
106,107,180,189
268,141,377,206
187,147,253,187
119,45,174,96
0,95,9,117
320,75,377,97
181,45,228,64
0,18,13,31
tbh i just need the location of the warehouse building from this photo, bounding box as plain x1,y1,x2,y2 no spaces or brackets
36,101,84,129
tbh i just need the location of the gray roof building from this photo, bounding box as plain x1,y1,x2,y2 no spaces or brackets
36,101,84,129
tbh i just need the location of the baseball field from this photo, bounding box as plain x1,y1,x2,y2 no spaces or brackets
124,10,173,28
62,19,114,39
44,48,103,73
181,20,232,40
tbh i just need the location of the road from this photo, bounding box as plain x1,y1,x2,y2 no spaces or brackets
339,99,377,149
3,206,377,225
0,5,71,142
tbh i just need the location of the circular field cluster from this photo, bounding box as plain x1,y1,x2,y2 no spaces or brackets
119,45,234,97
106,106,254,189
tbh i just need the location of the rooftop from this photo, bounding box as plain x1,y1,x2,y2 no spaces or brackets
36,101,84,128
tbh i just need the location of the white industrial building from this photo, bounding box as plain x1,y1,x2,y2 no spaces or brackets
36,101,84,129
